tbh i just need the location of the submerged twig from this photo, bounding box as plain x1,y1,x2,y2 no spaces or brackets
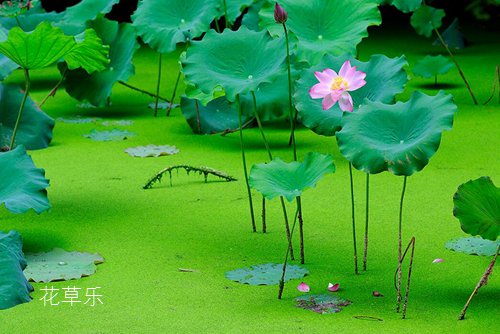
117,81,171,102
220,118,255,136
143,165,237,189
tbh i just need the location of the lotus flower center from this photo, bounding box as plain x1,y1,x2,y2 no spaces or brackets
331,77,348,91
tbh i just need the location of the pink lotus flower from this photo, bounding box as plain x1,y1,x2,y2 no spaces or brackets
297,282,310,292
309,60,367,112
327,283,340,292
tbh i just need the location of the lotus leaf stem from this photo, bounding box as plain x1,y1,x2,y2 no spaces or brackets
349,163,359,275
363,173,370,271
278,207,299,299
166,70,182,116
154,53,163,116
10,69,30,149
39,68,67,107
396,175,408,312
117,81,171,102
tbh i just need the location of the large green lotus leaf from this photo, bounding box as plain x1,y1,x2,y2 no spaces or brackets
0,84,54,150
225,263,309,285
182,27,286,102
58,0,120,35
259,0,381,64
0,231,33,310
132,0,218,54
181,96,254,135
0,146,50,214
412,55,453,79
336,91,456,176
62,17,139,106
453,177,499,241
24,248,104,283
241,0,266,31
433,18,465,50
411,5,445,38
249,152,335,202
445,237,500,256
391,0,422,13
0,21,108,73
0,26,17,80
295,54,408,136
217,0,255,24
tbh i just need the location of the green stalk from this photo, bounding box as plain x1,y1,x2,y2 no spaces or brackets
117,81,171,102
222,0,229,30
214,18,221,33
10,69,30,150
282,23,297,161
278,207,299,299
363,173,370,271
236,94,256,232
166,70,181,116
154,53,163,117
396,176,408,312
349,163,359,275
39,68,67,107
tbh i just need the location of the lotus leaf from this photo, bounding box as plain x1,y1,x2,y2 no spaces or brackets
0,84,54,150
132,0,218,54
0,231,33,310
391,0,422,13
102,120,133,127
249,152,335,202
295,54,408,136
445,237,500,256
125,145,179,158
295,294,352,314
336,91,457,176
24,248,104,283
217,0,254,24
0,146,50,214
411,5,445,38
413,55,453,79
84,129,135,141
453,177,499,241
57,116,100,124
225,263,308,285
62,17,139,106
182,27,286,102
433,18,465,50
59,0,120,35
0,26,17,80
259,0,381,64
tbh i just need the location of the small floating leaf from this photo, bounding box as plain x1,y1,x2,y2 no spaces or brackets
84,129,135,141
225,263,308,285
445,237,500,256
102,120,134,127
125,145,179,158
411,5,445,38
295,294,352,314
57,116,100,124
413,55,453,79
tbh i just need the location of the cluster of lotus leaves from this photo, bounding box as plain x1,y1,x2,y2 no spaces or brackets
259,0,382,64
295,54,408,136
336,91,457,176
453,177,499,241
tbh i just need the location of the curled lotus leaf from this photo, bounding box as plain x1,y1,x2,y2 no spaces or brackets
249,152,335,202
336,91,457,176
182,27,286,102
412,55,453,79
225,263,308,285
259,0,381,64
0,146,50,214
295,54,408,136
453,177,499,241
411,5,445,38
132,0,218,54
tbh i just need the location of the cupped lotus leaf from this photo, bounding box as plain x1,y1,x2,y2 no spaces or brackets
453,177,499,241
225,263,308,285
295,54,408,136
217,0,255,24
180,96,253,135
182,27,286,102
0,84,54,150
391,0,422,13
125,145,179,158
259,0,381,64
412,55,453,79
445,237,500,256
0,21,108,73
0,146,50,214
433,18,465,50
62,17,139,106
411,5,445,38
84,129,135,141
24,248,104,283
249,152,335,202
132,0,218,54
336,91,456,176
295,295,352,314
0,231,33,310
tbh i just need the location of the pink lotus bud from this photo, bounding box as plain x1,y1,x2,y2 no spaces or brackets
274,2,288,24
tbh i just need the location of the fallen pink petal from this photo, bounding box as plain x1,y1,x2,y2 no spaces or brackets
297,282,310,292
372,291,384,297
328,283,340,292
309,60,366,112
433,258,445,263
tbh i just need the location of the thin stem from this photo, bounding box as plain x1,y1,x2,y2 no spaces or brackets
402,237,416,319
214,18,221,33
10,69,30,149
154,53,163,116
166,70,182,116
236,94,256,232
349,163,359,275
433,27,477,105
117,81,171,102
262,196,266,233
283,23,297,161
483,65,499,105
363,173,370,271
194,100,201,133
458,245,499,320
278,207,299,299
222,0,229,30
297,196,305,264
396,176,408,312
39,68,67,107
